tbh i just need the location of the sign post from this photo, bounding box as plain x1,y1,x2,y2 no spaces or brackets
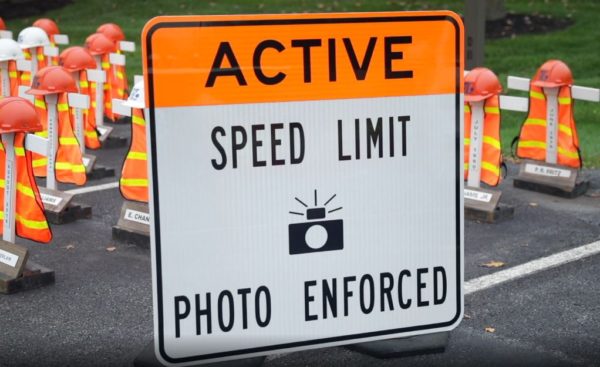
142,12,464,366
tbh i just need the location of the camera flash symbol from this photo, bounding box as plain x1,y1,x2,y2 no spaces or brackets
288,190,344,255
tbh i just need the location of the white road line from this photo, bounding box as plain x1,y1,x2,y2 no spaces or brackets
465,240,600,295
65,181,119,195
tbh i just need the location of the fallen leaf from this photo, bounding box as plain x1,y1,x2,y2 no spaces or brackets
484,326,496,333
480,260,506,268
64,244,75,250
529,202,538,207
106,246,117,252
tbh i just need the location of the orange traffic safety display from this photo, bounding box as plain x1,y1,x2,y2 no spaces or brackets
27,66,86,185
515,60,581,168
59,46,101,149
85,33,116,121
98,23,129,112
33,18,60,66
0,97,52,243
464,67,503,187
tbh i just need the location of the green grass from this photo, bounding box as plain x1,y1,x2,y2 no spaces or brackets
5,0,600,165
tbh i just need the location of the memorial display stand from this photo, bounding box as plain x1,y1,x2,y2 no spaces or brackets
70,69,114,180
19,89,91,224
91,54,127,148
111,97,150,247
0,101,54,294
508,75,599,198
110,41,134,124
463,69,515,223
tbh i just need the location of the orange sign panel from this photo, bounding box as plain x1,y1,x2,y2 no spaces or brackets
143,12,463,108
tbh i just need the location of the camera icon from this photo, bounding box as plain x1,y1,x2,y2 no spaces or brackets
289,191,344,255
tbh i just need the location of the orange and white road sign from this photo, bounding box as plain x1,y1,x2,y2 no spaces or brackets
143,12,464,366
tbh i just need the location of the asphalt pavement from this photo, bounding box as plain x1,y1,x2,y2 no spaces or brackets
0,122,599,366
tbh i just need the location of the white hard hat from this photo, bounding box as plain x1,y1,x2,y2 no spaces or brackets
17,27,49,49
0,38,23,61
123,80,145,108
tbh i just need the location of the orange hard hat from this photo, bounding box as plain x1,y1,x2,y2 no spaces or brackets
97,23,125,42
532,60,573,88
0,97,43,134
0,17,6,31
27,66,77,96
33,18,59,36
85,33,116,55
59,46,97,72
464,67,502,102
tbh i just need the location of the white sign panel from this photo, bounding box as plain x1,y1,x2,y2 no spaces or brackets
143,12,463,365
0,248,19,267
41,193,63,206
464,189,492,203
124,208,151,226
524,163,572,178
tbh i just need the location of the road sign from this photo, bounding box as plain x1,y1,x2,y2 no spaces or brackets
143,11,464,365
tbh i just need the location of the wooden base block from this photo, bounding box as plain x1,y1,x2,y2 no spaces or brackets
513,160,589,198
82,154,97,174
514,178,589,198
0,241,28,278
113,201,150,247
86,165,116,180
0,261,55,294
348,332,449,358
39,187,73,214
45,202,92,225
134,341,265,367
464,186,512,223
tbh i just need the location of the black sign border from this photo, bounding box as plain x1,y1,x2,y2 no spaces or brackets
145,14,463,364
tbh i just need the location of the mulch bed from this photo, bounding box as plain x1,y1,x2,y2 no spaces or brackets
486,12,574,39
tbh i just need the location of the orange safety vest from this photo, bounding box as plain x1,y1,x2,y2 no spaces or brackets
75,70,101,149
516,85,580,168
47,37,59,66
19,47,46,87
100,54,114,121
0,61,19,97
110,49,128,119
0,133,52,243
120,108,148,202
32,93,87,185
464,95,502,186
